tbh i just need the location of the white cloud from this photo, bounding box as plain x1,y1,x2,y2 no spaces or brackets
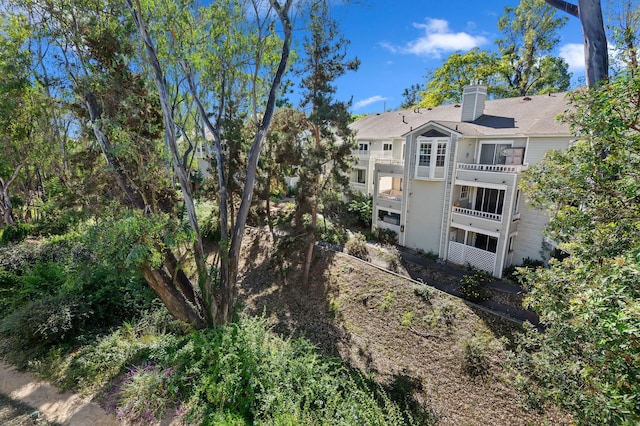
560,43,585,72
354,95,389,110
381,18,488,57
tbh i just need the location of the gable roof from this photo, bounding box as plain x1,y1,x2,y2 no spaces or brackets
350,92,572,139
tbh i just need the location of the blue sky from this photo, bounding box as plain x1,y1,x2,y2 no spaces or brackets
323,1,587,113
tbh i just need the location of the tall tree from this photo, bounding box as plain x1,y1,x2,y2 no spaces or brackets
497,0,571,96
400,83,422,109
296,0,359,285
544,0,609,86
419,48,503,106
420,1,570,107
516,70,640,425
0,15,44,226
606,0,639,74
11,0,294,328
126,0,294,325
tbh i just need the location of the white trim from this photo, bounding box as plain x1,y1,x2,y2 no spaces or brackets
450,224,501,238
455,180,508,191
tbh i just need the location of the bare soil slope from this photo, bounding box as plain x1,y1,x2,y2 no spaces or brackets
238,228,567,426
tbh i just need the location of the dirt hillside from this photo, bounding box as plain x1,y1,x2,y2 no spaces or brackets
238,228,567,426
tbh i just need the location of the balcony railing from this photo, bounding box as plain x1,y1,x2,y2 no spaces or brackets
377,189,403,202
353,149,370,157
457,163,526,173
375,158,404,165
453,206,502,222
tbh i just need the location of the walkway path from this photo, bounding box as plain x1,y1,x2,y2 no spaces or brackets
0,362,119,425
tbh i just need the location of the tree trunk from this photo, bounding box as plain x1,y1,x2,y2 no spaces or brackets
140,263,205,329
578,0,608,86
0,166,22,227
545,0,608,87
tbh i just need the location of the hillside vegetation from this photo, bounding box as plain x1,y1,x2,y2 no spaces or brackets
0,227,569,425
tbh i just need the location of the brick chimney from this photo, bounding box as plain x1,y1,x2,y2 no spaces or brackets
461,83,487,122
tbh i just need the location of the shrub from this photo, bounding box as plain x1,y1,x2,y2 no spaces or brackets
0,294,92,366
168,316,411,425
0,223,30,245
347,195,373,228
115,363,180,424
503,257,545,284
371,225,397,244
413,283,435,304
383,245,401,272
461,336,492,377
459,269,490,302
345,232,369,260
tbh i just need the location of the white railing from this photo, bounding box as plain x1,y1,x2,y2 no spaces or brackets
448,241,496,274
375,158,404,165
375,150,393,158
453,206,502,222
352,149,370,157
457,163,526,173
377,190,403,202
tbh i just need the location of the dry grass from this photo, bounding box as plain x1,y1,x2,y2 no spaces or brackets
237,228,569,426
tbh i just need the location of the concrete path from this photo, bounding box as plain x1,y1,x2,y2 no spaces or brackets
0,362,119,425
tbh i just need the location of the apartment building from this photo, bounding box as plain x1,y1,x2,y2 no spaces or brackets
349,85,572,277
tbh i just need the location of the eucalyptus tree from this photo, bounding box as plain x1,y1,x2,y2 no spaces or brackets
8,0,293,327
126,0,293,325
0,14,46,226
516,69,640,426
544,0,609,86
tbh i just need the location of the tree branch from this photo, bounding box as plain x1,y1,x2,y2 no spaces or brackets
544,0,579,18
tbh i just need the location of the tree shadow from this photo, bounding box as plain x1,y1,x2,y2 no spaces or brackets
238,246,349,358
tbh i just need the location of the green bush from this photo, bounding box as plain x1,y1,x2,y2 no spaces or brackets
168,316,410,425
461,336,492,377
459,269,490,302
0,294,92,365
382,245,401,272
0,223,30,245
371,225,397,245
69,265,156,330
345,232,369,260
503,257,545,284
347,195,373,228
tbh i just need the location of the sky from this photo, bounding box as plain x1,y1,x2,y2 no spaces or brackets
321,0,587,114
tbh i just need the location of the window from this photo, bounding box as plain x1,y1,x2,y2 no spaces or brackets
513,190,521,216
383,142,392,152
474,233,498,253
358,142,369,151
508,235,516,252
356,169,366,184
474,188,505,215
418,143,431,166
436,143,447,167
480,143,511,165
377,209,401,225
460,186,469,199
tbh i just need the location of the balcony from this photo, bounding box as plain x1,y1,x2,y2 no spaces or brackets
352,149,370,158
457,163,526,173
452,206,502,222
